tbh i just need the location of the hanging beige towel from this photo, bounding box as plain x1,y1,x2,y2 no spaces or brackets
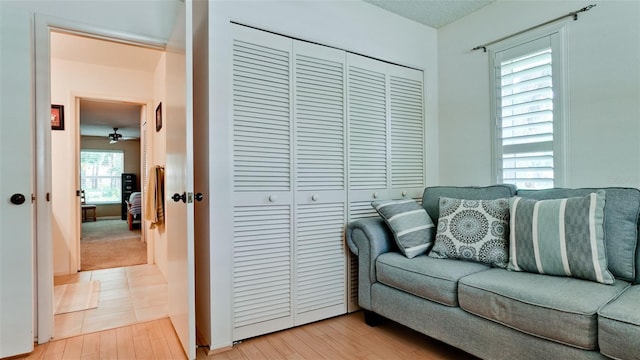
145,165,165,228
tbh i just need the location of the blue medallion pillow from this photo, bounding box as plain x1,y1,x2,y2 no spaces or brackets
372,199,435,258
429,197,510,268
508,191,614,284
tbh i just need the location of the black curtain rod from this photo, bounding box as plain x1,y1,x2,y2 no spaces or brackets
471,4,596,53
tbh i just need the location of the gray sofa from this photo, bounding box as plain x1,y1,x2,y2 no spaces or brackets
346,185,640,360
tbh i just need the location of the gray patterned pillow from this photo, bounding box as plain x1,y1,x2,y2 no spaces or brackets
508,191,614,284
372,199,435,258
429,197,510,268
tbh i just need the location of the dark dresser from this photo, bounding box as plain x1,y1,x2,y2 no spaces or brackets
121,173,136,220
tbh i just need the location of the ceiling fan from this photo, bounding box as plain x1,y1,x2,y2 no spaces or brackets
108,127,136,144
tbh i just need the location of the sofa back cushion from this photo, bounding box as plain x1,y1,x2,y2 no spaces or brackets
515,187,640,283
508,191,614,284
422,185,517,225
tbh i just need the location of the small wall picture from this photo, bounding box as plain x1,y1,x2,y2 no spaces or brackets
51,104,64,130
155,102,162,132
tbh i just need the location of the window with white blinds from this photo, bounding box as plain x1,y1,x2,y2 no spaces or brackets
492,31,565,190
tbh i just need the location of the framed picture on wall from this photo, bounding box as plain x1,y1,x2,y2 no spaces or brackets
51,104,64,130
155,102,162,132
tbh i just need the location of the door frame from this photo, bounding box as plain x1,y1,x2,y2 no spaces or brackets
34,13,166,343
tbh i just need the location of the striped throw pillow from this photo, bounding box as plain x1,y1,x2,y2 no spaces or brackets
508,191,615,284
372,199,435,258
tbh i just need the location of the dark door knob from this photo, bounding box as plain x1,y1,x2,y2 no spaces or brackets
194,193,203,202
10,193,26,205
172,192,186,203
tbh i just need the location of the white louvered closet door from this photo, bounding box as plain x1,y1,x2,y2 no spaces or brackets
231,24,426,339
232,25,295,341
389,66,425,201
293,41,347,325
346,54,390,312
346,54,390,211
345,55,426,312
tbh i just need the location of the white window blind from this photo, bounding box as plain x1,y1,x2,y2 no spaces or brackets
493,33,564,190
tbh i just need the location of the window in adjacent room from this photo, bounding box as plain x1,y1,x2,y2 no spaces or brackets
80,150,124,204
491,27,566,190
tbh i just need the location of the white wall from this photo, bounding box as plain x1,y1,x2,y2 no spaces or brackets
204,0,438,350
51,58,156,275
438,0,640,187
7,0,178,42
149,53,168,279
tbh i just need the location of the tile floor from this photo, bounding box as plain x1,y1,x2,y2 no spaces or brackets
53,264,168,339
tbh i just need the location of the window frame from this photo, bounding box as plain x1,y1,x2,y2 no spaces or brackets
489,22,568,189
80,149,125,205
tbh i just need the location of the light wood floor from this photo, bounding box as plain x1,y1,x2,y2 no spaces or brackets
16,312,476,360
13,318,185,360
206,312,475,360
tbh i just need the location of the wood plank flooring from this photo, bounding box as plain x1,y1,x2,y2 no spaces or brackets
207,312,475,360
15,312,475,360
12,318,185,360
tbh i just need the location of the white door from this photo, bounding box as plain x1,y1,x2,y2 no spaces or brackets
165,0,196,359
0,4,35,358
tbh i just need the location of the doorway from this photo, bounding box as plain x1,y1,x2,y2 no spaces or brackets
49,31,168,339
77,99,145,271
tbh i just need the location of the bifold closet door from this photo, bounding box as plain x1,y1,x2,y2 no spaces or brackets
293,41,347,325
232,25,350,340
231,23,425,338
345,54,426,311
346,54,390,212
346,54,390,312
232,25,295,341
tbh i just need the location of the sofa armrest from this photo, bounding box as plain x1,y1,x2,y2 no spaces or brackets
346,217,396,310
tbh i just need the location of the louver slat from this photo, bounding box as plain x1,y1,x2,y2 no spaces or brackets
390,75,424,188
233,205,291,328
348,65,387,190
295,53,345,191
349,201,378,220
296,203,345,314
233,40,291,192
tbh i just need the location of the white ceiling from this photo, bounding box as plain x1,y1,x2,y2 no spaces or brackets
51,32,162,139
80,99,142,139
362,0,495,28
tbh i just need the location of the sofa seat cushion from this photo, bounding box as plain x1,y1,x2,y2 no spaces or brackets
458,269,629,350
376,252,489,307
598,285,640,360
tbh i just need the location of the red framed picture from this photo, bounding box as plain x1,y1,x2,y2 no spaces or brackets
51,104,64,130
